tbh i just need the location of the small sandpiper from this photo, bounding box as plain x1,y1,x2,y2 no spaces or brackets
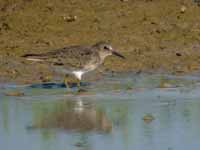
22,41,125,89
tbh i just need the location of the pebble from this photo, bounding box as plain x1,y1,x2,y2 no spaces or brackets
143,114,155,123
40,75,51,83
176,52,182,56
64,15,77,22
159,82,173,88
180,6,186,13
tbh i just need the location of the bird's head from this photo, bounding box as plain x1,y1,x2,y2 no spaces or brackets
93,41,125,60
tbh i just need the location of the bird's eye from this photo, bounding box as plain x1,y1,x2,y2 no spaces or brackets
104,46,109,50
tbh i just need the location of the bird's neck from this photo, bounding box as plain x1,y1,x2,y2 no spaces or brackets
99,53,111,62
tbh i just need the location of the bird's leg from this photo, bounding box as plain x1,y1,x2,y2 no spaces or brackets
64,74,70,89
77,79,87,93
77,79,82,92
64,74,75,89
77,79,81,88
64,74,86,92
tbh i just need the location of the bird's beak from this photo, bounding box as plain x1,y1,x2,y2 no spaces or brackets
112,50,125,59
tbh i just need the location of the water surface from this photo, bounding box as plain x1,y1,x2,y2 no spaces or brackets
1,73,200,150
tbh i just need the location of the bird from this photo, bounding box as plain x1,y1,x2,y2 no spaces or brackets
22,41,125,89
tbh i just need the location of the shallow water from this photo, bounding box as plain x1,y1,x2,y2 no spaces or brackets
1,73,200,150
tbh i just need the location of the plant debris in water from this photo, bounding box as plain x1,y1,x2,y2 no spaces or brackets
143,114,155,123
5,91,24,96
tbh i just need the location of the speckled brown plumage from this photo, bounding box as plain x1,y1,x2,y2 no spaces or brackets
22,41,125,83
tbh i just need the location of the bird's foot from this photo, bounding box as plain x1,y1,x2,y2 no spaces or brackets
77,88,87,93
64,74,88,93
76,81,88,93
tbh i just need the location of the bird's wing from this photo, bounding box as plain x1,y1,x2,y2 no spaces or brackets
22,45,96,70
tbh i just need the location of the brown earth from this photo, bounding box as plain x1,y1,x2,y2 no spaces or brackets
0,0,200,84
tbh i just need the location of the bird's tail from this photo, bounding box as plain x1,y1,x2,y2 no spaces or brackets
21,53,46,62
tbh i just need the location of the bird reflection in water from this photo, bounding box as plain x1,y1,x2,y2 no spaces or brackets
28,97,112,133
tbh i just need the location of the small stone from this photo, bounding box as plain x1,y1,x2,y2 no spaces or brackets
126,86,133,90
64,15,77,22
143,114,155,123
75,142,84,147
159,82,173,88
180,5,186,13
40,75,51,83
5,91,24,96
176,52,182,56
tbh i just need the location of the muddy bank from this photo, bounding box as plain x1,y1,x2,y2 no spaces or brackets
0,0,200,83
